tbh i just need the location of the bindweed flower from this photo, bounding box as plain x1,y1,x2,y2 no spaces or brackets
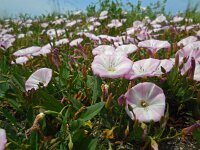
177,36,197,47
154,59,174,76
84,32,100,41
92,44,137,57
176,45,200,63
138,39,170,55
115,44,138,56
66,20,77,27
69,38,83,47
46,29,65,39
0,40,13,50
41,22,49,28
13,46,41,57
137,30,151,41
193,61,200,81
99,10,108,20
55,38,69,46
91,53,133,78
11,56,29,65
176,42,200,75
125,82,166,122
133,20,145,29
172,16,184,23
25,68,52,91
0,128,7,150
152,14,167,24
92,45,115,56
100,10,108,17
32,44,51,56
107,19,122,28
125,58,160,80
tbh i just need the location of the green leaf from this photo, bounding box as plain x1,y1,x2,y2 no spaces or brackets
6,98,20,110
69,96,82,110
2,108,17,125
63,106,72,124
130,124,144,141
88,138,98,150
71,119,85,131
27,106,34,125
30,131,39,150
167,66,179,86
11,73,26,92
87,75,102,104
80,101,105,121
0,75,10,97
38,90,63,112
192,128,200,143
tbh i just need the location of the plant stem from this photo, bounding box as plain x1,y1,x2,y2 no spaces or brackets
158,132,183,142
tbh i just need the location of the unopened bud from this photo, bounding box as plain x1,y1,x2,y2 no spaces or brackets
117,94,126,105
101,84,109,101
175,54,179,67
189,57,195,80
124,124,129,137
105,93,113,109
25,113,45,137
82,64,87,80
49,48,61,69
182,120,200,136
68,135,73,150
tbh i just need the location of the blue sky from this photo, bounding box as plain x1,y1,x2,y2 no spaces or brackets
0,0,199,18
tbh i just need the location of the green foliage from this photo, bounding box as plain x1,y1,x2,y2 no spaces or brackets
1,0,200,149
192,128,200,143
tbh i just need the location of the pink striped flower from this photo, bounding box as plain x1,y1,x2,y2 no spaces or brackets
194,62,200,81
91,53,133,78
125,82,166,122
138,39,170,54
177,36,197,47
25,68,52,91
92,45,115,56
176,42,200,74
11,56,29,65
154,59,174,76
0,128,7,150
69,38,83,47
13,46,41,57
125,58,160,80
115,44,138,56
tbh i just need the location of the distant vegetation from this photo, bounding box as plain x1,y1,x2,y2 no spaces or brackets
0,0,200,149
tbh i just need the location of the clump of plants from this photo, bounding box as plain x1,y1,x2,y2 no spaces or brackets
0,0,200,149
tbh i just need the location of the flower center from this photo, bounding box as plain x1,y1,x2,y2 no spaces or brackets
107,67,116,72
140,100,148,108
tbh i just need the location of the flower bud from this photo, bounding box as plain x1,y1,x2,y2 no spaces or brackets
68,135,73,150
117,94,126,105
105,93,113,109
175,54,179,67
82,64,87,80
49,48,61,69
124,124,129,137
189,57,195,80
182,120,200,136
101,84,109,100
